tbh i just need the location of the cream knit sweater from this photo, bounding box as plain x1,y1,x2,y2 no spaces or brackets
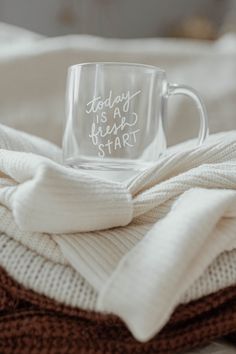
1,123,236,341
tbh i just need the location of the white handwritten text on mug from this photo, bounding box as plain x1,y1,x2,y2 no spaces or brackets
86,90,141,157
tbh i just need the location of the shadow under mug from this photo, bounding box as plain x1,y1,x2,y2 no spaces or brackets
63,62,208,171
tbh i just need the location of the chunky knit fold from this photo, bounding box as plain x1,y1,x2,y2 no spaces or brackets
0,266,236,354
1,123,236,340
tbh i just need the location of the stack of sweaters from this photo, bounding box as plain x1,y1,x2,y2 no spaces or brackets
1,123,236,353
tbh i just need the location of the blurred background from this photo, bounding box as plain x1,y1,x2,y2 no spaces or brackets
0,0,236,147
0,0,235,39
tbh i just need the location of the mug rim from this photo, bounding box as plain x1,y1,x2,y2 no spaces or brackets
69,62,165,73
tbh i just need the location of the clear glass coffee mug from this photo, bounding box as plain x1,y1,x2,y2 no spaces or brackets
63,62,208,171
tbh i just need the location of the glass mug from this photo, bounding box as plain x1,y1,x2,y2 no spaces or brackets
63,62,208,171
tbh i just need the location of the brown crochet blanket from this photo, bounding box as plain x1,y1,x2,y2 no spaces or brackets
0,267,236,354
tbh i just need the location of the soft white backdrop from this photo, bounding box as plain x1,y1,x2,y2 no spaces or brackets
0,0,226,37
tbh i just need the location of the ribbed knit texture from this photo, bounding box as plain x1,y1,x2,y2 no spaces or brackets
2,123,236,340
3,231,236,314
0,150,133,233
54,132,236,340
0,234,97,310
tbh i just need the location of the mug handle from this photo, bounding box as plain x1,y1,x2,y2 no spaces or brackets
168,84,208,145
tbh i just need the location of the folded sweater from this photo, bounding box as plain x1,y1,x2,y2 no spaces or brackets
1,123,236,340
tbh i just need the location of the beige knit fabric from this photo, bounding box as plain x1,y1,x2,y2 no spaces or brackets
2,230,236,311
2,120,236,341
0,124,236,309
0,233,97,309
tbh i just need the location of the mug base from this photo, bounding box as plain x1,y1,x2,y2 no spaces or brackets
64,156,154,172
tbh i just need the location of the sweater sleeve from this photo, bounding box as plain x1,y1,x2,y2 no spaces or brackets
0,150,133,233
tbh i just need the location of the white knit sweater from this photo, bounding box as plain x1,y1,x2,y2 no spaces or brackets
1,123,236,341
